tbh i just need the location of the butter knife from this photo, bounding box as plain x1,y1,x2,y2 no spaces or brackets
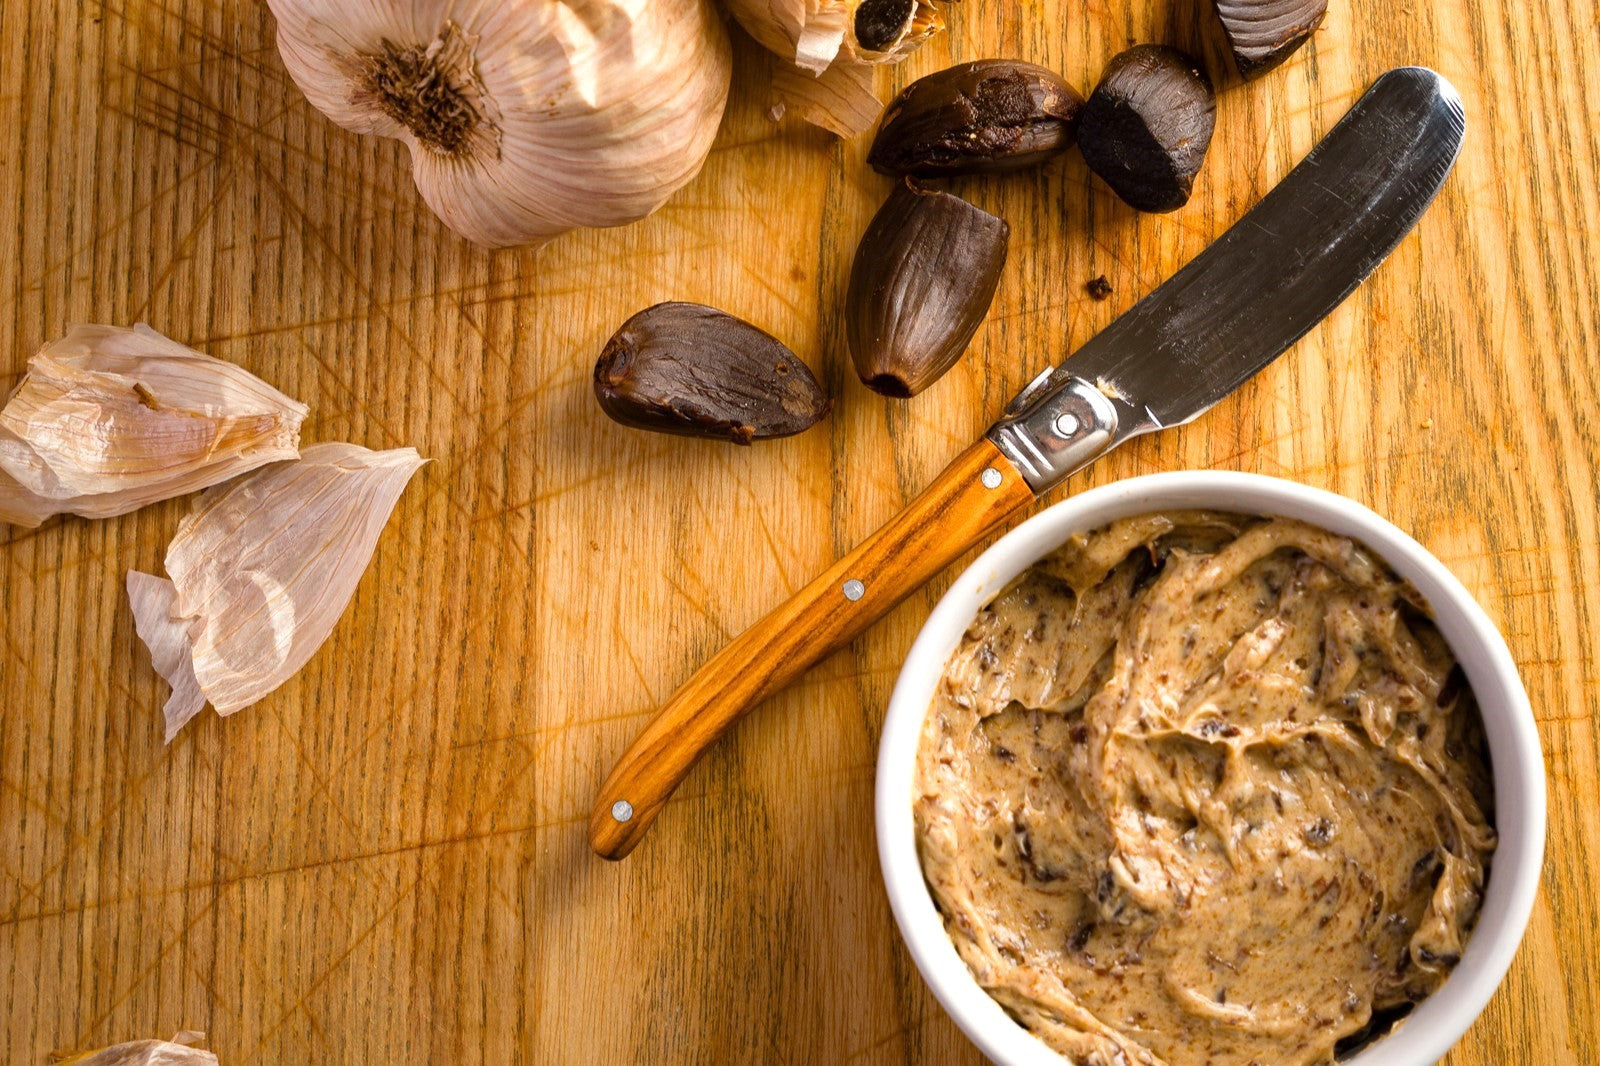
591,66,1466,859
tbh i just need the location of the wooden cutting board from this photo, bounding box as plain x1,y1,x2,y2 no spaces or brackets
3,2,1596,1062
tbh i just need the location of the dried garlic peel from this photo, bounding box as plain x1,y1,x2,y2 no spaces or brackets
129,443,427,742
729,0,943,67
770,56,881,138
0,324,306,527
266,0,732,248
51,1030,216,1066
728,0,946,136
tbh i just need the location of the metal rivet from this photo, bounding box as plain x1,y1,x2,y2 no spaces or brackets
842,579,866,601
611,800,634,823
1054,411,1082,437
980,467,1003,489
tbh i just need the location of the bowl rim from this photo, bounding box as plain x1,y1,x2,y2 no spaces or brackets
875,470,1546,1066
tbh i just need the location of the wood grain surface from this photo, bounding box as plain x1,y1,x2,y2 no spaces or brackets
590,438,1033,859
2,1,1596,1063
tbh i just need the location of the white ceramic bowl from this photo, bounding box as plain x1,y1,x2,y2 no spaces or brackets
877,471,1545,1066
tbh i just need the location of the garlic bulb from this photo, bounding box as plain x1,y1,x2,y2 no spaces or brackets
128,443,427,741
727,0,947,136
51,1031,216,1066
0,324,306,528
266,0,732,248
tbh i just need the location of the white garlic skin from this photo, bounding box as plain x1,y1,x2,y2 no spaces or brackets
0,324,306,527
725,0,944,72
267,0,732,248
128,443,428,741
725,0,945,137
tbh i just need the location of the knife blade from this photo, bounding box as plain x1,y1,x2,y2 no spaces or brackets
989,66,1465,493
590,67,1465,860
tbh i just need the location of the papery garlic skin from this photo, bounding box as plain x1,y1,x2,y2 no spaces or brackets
728,0,946,136
267,0,732,248
769,53,882,138
0,325,306,528
51,1030,216,1066
127,572,210,741
128,443,427,742
729,0,943,70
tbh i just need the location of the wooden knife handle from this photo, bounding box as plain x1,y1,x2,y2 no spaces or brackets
589,438,1035,859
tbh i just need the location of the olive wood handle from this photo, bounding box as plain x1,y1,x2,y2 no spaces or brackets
589,438,1035,859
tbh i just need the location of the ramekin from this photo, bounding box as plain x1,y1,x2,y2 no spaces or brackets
876,471,1545,1066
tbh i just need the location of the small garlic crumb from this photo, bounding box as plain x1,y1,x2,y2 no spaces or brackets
1421,418,1434,429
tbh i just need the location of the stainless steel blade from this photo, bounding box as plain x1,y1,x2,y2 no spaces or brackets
988,67,1465,492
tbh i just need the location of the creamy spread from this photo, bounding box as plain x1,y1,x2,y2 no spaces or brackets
914,511,1496,1066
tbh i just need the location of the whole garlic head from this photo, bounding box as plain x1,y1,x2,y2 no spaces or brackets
267,0,732,248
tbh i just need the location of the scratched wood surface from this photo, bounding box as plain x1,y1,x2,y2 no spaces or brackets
1,1,1596,1062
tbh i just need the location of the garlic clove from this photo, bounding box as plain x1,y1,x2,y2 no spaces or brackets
869,60,1086,177
128,443,427,741
0,324,306,528
593,302,832,444
1078,45,1217,213
846,180,1010,397
1214,0,1328,78
850,0,946,61
267,0,732,248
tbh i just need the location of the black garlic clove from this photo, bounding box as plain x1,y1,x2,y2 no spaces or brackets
868,59,1085,178
853,0,928,55
1078,45,1216,213
846,179,1009,398
1213,0,1328,79
594,302,831,445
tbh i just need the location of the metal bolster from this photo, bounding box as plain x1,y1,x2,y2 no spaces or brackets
985,374,1120,495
